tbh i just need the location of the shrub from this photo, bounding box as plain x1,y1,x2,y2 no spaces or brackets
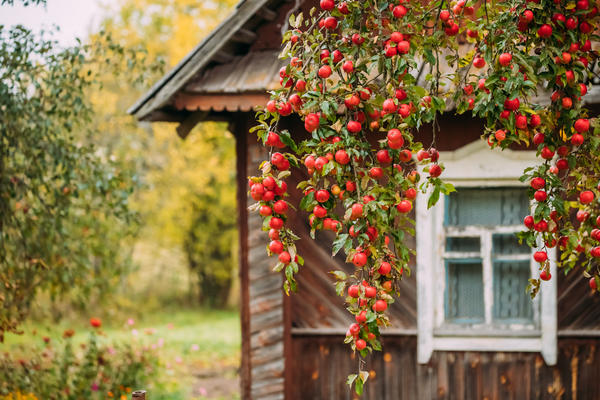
0,332,157,400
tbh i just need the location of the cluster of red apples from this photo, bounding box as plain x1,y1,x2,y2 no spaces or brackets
248,0,599,393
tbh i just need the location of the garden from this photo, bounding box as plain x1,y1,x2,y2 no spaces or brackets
3,0,600,397
1,0,241,398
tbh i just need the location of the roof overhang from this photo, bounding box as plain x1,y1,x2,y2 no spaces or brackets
128,0,275,122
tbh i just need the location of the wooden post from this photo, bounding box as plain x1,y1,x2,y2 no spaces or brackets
234,114,251,399
132,390,146,400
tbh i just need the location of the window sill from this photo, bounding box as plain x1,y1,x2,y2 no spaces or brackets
432,336,543,353
434,327,540,338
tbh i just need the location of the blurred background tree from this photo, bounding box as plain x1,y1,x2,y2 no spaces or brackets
85,0,240,313
184,181,237,308
0,23,155,338
2,0,241,334
1,1,242,397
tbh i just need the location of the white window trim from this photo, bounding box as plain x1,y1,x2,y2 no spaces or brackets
416,140,557,365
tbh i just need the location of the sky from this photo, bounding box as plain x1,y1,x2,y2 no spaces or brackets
0,0,117,45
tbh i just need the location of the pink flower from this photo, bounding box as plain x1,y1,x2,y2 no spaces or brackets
191,344,199,351
158,338,164,347
91,382,99,392
127,318,135,326
131,329,138,336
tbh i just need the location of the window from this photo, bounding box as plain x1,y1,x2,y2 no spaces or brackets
442,188,535,328
416,141,556,365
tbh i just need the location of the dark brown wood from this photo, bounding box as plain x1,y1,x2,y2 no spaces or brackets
255,7,277,21
232,28,258,44
235,114,252,400
290,328,417,335
175,111,208,139
284,269,293,400
287,336,600,400
250,0,318,52
174,93,270,113
212,50,236,64
131,391,146,400
246,125,286,400
558,268,600,331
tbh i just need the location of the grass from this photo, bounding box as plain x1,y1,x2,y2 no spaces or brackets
3,308,241,400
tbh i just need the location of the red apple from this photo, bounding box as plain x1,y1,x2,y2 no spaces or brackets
499,52,512,66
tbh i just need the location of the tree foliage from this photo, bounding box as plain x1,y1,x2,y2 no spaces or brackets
248,0,600,393
184,186,237,308
91,0,239,306
0,23,152,338
1,0,45,5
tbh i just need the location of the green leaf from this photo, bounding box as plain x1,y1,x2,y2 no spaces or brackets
332,234,349,256
278,130,298,152
346,374,358,387
330,269,348,280
355,376,364,395
427,185,441,209
299,191,315,211
441,182,456,195
273,262,284,272
371,340,382,351
321,101,335,120
278,170,291,180
423,48,436,65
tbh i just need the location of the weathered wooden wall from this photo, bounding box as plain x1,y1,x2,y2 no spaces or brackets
288,335,600,400
237,114,286,400
140,0,600,396
237,112,600,400
558,267,600,332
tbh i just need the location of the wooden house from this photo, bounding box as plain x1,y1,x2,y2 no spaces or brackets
129,0,600,398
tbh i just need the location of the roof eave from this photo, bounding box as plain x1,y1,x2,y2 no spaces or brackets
128,0,272,121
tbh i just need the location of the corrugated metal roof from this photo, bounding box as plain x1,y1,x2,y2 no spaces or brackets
185,51,283,94
176,46,600,114
134,0,600,122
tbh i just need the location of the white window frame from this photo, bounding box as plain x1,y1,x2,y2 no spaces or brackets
416,140,557,365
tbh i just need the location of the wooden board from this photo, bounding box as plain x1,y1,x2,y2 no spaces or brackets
288,335,600,400
558,268,600,331
238,114,600,399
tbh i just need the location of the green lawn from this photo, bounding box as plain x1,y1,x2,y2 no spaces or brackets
3,308,241,400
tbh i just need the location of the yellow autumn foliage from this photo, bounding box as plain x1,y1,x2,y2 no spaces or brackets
0,393,38,400
86,0,239,305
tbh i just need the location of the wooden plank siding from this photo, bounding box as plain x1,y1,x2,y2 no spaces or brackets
558,268,600,331
288,335,600,400
238,114,286,400
238,113,600,399
235,114,252,400
130,0,600,395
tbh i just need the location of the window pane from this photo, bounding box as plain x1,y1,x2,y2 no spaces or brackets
493,261,533,322
446,237,480,252
446,260,484,322
492,233,530,255
445,188,529,227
